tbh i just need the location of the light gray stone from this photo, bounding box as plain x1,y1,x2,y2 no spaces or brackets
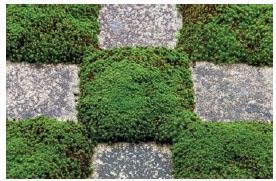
192,61,273,121
99,4,182,49
6,61,79,121
91,142,172,179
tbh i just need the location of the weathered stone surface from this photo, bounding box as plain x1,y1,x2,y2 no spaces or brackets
99,4,182,49
192,61,273,121
6,61,79,121
91,142,172,179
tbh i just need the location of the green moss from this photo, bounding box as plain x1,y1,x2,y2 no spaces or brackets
78,47,195,142
178,4,218,24
7,116,93,179
177,5,272,66
172,121,273,178
6,4,100,64
157,109,202,143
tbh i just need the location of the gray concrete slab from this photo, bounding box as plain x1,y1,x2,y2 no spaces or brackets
6,62,79,121
91,142,172,179
192,61,273,121
99,4,182,49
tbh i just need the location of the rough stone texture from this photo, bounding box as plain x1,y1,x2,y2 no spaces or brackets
91,142,172,179
6,61,79,121
99,4,182,49
192,61,273,122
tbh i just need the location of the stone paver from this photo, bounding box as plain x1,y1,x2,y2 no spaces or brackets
91,142,172,179
192,61,273,121
6,61,79,121
99,4,182,49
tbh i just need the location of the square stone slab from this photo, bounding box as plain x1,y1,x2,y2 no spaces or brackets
192,61,273,121
6,62,79,121
99,4,182,49
91,142,172,179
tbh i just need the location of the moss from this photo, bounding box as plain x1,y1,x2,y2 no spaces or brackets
6,4,100,64
7,116,93,179
78,47,195,142
172,121,273,178
177,4,273,66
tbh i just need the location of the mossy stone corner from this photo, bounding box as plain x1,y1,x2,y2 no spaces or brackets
78,47,195,142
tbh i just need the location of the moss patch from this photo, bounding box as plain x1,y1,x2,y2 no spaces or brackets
7,4,100,64
78,47,195,142
177,5,273,66
172,121,273,179
7,116,93,179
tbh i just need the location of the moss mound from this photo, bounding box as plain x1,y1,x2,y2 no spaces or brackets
78,47,195,142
